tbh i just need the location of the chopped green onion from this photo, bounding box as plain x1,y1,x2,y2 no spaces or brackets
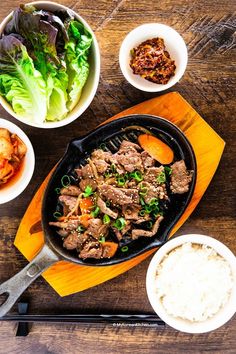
99,236,106,243
156,171,166,184
149,198,159,206
91,206,100,217
140,197,145,206
153,210,163,217
139,209,146,216
83,185,93,197
130,170,143,182
144,205,153,214
104,171,112,178
99,143,106,151
117,176,126,186
61,175,71,188
77,225,85,233
121,246,129,252
54,188,61,195
164,166,172,175
113,217,126,231
111,164,117,173
106,200,111,207
147,221,153,229
103,214,111,224
53,211,62,219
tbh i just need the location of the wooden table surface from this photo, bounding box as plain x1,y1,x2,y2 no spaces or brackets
0,0,235,353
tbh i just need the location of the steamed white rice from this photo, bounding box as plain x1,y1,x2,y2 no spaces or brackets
155,242,233,322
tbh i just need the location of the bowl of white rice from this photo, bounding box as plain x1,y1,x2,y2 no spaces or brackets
146,234,236,333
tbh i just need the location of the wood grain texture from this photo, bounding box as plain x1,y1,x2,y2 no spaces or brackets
0,0,235,352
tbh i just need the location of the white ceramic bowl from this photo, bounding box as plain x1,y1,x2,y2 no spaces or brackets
0,118,35,204
146,234,236,333
0,1,100,128
119,23,188,92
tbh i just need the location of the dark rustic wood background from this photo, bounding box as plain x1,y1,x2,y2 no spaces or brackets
0,0,235,353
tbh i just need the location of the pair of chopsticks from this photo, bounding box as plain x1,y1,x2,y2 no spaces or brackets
1,313,165,326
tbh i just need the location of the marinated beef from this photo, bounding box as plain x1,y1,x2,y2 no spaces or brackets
170,160,193,194
60,185,81,196
99,184,139,205
59,195,77,211
97,197,118,219
141,151,155,169
131,215,164,240
86,218,109,239
79,241,103,259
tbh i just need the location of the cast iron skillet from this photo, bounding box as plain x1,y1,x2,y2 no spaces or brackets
0,115,196,317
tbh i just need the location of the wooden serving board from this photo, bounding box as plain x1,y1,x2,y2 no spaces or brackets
14,92,225,297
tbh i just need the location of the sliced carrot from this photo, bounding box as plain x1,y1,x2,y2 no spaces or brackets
102,241,118,258
79,197,93,214
138,134,174,165
79,214,92,228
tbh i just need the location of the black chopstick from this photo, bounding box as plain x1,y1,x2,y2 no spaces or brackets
0,313,165,326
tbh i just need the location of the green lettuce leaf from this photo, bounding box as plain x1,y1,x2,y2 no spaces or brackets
65,21,92,111
0,35,47,123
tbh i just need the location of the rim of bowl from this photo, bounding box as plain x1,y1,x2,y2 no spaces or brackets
119,23,188,92
146,234,236,333
0,1,101,129
0,118,35,204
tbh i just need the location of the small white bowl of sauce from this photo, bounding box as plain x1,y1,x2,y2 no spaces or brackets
0,118,35,204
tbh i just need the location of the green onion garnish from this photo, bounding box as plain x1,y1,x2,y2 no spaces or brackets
164,166,172,175
83,185,93,198
106,200,111,207
91,206,100,217
103,214,111,224
53,211,62,219
139,209,146,216
99,143,106,151
156,171,166,184
104,171,112,178
61,175,71,188
140,197,145,206
111,164,116,173
113,217,126,231
99,236,106,243
149,198,159,206
117,176,126,186
77,225,85,232
121,246,129,252
54,188,61,194
147,221,153,229
130,170,143,182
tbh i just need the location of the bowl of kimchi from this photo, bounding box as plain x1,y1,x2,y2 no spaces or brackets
0,118,35,204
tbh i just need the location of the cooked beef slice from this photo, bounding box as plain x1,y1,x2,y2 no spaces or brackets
79,178,97,191
141,151,155,169
79,241,103,259
86,218,109,239
63,233,80,250
121,221,131,235
99,184,139,205
122,204,141,220
144,166,164,185
57,229,69,237
114,140,143,173
91,149,112,162
120,140,142,151
97,197,118,219
131,215,164,239
59,195,77,211
75,164,94,179
139,181,167,203
60,185,81,196
112,227,123,241
93,159,108,174
49,219,80,231
170,160,193,194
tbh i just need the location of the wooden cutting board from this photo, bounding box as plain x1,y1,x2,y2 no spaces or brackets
14,92,225,296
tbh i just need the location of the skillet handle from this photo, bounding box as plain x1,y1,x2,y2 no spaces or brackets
0,244,59,317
